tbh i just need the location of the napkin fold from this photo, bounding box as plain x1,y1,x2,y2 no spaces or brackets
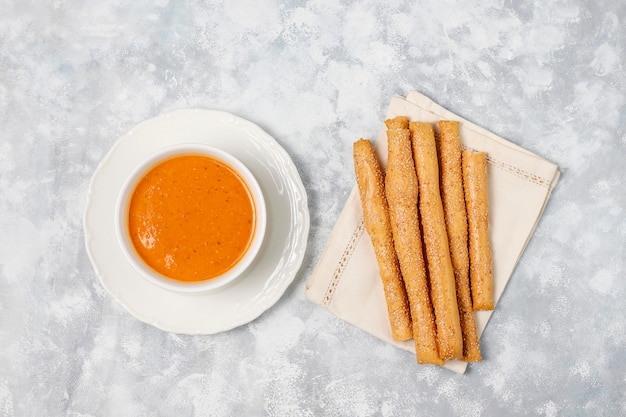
305,91,560,374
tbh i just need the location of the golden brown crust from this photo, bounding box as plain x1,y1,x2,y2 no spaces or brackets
438,121,482,362
462,150,494,311
385,120,443,365
384,116,409,130
409,122,463,361
353,138,413,341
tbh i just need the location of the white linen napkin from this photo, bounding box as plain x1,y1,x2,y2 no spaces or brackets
305,91,560,373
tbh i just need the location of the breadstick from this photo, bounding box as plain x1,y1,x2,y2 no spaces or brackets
353,138,413,341
437,121,482,362
409,122,463,361
462,150,494,311
385,117,442,365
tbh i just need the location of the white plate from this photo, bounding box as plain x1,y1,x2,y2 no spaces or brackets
83,109,310,334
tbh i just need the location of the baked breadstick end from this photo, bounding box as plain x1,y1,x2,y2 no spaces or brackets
385,120,443,365
438,121,482,362
353,138,413,341
409,122,463,361
462,150,494,311
384,116,409,130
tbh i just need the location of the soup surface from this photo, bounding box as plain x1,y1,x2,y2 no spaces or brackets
128,154,255,282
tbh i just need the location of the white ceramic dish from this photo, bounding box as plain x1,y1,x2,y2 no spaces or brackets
84,109,309,334
115,143,267,293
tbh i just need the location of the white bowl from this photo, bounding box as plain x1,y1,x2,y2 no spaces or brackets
115,143,266,293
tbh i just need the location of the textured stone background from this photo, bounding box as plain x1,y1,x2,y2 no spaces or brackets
1,1,625,416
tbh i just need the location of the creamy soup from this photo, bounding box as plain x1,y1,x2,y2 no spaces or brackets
127,154,255,282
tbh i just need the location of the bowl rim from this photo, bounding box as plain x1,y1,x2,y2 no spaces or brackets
114,143,267,293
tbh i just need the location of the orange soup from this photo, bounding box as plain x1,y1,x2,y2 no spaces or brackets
127,154,255,282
